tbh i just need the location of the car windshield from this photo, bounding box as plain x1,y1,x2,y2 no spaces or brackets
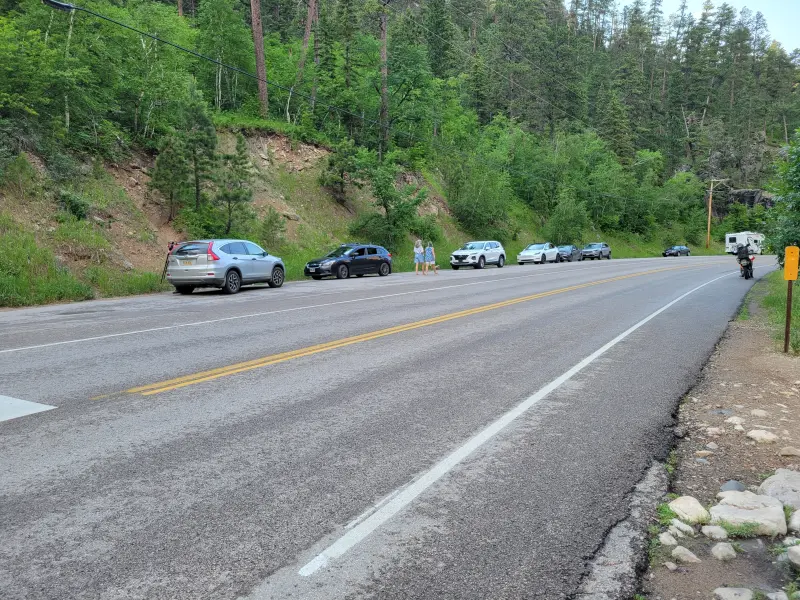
586,243,602,249
526,244,546,251
557,246,570,251
460,242,485,250
325,246,355,258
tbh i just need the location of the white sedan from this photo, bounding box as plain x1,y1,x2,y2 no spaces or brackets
517,242,560,265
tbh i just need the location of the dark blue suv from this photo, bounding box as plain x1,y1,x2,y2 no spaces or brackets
304,244,393,280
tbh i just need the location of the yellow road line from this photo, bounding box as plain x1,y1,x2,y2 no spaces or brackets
127,263,714,396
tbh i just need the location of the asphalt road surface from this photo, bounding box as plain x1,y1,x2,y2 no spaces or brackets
0,256,775,599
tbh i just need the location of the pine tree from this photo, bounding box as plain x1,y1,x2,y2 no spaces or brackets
180,99,218,210
215,134,253,235
424,0,456,79
150,134,189,221
597,87,635,161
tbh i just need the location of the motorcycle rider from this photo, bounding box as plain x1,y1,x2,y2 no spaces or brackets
736,242,752,277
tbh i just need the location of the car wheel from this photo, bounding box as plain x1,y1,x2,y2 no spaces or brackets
556,254,563,263
175,285,194,295
222,270,241,294
379,262,391,276
336,264,349,279
475,256,485,269
311,275,322,280
452,265,460,270
607,253,612,260
497,255,505,268
268,266,284,288
518,262,524,266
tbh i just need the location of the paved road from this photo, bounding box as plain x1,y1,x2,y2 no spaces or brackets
0,257,774,599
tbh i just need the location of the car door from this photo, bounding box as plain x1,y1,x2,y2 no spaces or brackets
490,242,501,263
244,241,272,280
350,246,369,274
546,243,557,262
225,241,252,280
603,243,610,258
366,247,381,273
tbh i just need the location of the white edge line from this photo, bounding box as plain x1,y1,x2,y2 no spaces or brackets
0,264,622,355
297,270,733,577
0,395,57,423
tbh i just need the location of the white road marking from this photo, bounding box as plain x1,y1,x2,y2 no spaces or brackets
0,395,56,423
0,264,626,354
297,271,733,577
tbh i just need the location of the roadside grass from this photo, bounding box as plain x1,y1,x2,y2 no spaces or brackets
665,449,679,479
656,502,679,526
785,505,795,523
719,521,761,539
0,213,94,307
760,271,800,353
82,266,168,297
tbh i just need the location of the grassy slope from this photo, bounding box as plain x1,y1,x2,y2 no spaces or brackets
760,270,800,353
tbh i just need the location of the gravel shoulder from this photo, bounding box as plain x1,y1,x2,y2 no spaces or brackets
641,283,800,600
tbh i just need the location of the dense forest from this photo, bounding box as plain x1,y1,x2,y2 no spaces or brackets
1,0,799,253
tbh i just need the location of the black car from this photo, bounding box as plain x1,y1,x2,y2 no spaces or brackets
663,245,691,257
557,244,582,262
304,244,392,279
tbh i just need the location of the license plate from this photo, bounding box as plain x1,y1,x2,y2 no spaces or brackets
181,260,193,266
308,267,316,272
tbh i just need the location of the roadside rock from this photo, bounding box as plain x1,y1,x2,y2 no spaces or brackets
710,491,788,536
721,480,747,493
767,593,789,600
790,511,800,533
696,450,715,457
669,496,710,524
779,447,800,457
726,416,745,426
707,427,725,436
711,542,737,561
713,588,753,600
702,525,729,540
748,430,779,443
659,532,678,546
735,424,746,432
789,545,800,568
668,525,685,538
707,442,720,450
663,561,678,571
759,469,800,509
670,518,696,536
751,409,769,417
671,546,701,563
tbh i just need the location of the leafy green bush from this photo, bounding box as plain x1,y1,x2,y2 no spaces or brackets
260,206,287,250
1,153,39,200
58,189,90,220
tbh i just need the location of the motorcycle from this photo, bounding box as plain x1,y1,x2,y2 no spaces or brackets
739,254,754,280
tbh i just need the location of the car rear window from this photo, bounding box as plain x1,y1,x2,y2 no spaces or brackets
367,247,378,255
377,247,389,255
175,242,208,256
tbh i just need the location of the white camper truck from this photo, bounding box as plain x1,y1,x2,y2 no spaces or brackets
725,231,764,255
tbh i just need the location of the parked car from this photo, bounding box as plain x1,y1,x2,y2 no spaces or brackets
557,244,582,262
663,245,691,257
167,239,285,295
304,243,392,279
581,242,611,260
450,241,506,269
517,242,559,265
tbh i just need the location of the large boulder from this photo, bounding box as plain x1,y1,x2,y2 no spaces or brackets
669,496,710,524
790,511,800,534
710,491,787,536
714,589,753,600
759,469,800,510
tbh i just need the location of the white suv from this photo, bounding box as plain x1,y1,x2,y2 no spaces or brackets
450,241,506,270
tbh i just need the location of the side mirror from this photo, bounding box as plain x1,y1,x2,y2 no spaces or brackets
262,251,269,257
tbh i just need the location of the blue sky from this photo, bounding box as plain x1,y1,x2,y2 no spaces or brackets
660,0,800,52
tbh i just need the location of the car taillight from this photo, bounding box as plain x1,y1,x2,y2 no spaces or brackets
387,253,392,258
207,242,220,261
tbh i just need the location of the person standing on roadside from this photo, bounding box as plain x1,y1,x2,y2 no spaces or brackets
425,241,438,274
414,239,425,275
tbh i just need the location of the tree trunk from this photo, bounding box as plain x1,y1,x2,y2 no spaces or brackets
193,149,201,210
296,0,317,85
379,0,389,161
784,114,789,145
311,0,319,110
250,0,269,117
177,0,183,17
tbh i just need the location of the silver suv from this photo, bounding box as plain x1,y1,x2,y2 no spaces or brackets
166,239,285,295
450,241,506,269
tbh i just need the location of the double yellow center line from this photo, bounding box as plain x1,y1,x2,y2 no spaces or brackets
126,263,712,396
